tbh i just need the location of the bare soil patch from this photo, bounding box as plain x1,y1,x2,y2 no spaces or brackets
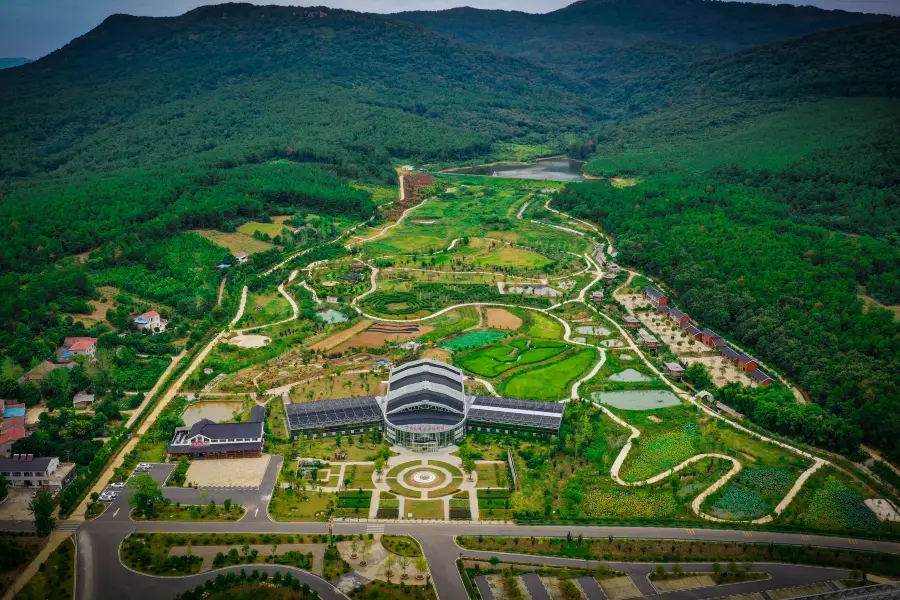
309,320,373,351
485,308,522,330
423,348,452,363
227,334,271,348
331,323,432,354
183,455,270,488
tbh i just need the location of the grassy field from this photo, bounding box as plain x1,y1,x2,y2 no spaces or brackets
192,229,274,254
238,221,291,237
501,347,597,400
475,245,550,269
475,463,509,488
526,311,564,339
238,288,293,328
268,488,333,521
344,464,376,490
14,537,75,600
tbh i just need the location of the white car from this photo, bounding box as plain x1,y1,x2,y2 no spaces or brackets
99,493,115,502
109,482,125,489
137,463,151,469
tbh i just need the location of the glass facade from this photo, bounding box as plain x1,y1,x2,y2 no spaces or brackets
384,417,467,453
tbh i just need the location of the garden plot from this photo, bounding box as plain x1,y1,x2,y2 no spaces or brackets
309,320,373,351
331,323,432,353
192,229,274,254
781,471,882,533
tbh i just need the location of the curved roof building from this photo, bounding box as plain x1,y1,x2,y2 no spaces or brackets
284,358,564,453
383,359,468,452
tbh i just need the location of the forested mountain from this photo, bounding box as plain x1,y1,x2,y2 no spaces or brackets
396,0,892,90
0,4,591,182
0,57,31,69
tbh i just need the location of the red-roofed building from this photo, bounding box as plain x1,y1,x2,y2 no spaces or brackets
56,337,98,363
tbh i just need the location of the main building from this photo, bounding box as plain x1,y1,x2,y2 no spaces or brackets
285,358,564,453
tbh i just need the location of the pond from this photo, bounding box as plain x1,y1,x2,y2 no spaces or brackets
181,400,246,427
316,309,348,323
445,158,585,182
576,326,611,336
592,390,682,410
608,368,654,383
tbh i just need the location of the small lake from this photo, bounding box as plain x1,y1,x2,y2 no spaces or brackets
446,158,585,182
608,368,654,383
181,400,245,427
593,390,682,410
316,309,348,323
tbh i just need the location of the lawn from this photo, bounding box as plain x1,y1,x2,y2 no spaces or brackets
238,289,293,328
268,488,333,521
192,229,274,254
527,311,563,339
475,245,550,270
405,500,445,520
789,472,882,534
456,338,568,378
501,347,597,400
134,439,168,463
440,331,508,352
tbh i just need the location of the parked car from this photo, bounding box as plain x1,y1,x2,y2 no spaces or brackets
99,493,116,502
109,482,125,489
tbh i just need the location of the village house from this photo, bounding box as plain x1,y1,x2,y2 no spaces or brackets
636,328,661,349
134,310,167,332
591,290,604,302
73,392,95,408
56,337,98,363
700,329,727,349
167,405,265,459
234,252,249,264
339,272,364,284
685,325,702,338
326,295,340,304
667,307,691,326
664,362,685,378
736,353,759,371
0,454,76,493
715,402,744,419
749,369,773,386
643,286,668,306
0,400,28,456
623,315,641,328
603,270,619,281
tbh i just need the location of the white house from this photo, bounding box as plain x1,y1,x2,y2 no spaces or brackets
0,455,76,493
135,310,166,332
234,252,249,264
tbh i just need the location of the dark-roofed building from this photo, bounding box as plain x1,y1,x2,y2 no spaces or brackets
686,325,702,338
664,362,685,378
623,315,640,328
667,307,690,326
167,403,266,459
643,286,668,306
468,396,563,437
720,346,742,361
284,359,564,452
749,369,773,386
736,354,759,371
700,329,722,348
636,328,661,349
0,454,76,493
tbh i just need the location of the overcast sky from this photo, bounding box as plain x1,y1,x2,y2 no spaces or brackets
2,0,898,59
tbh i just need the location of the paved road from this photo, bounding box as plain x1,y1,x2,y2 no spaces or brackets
54,489,900,600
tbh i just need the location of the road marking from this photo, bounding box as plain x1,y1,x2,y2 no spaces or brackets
254,508,259,518
367,524,385,534
113,508,120,518
801,535,810,541
684,529,696,535
743,531,753,538
847,539,859,546
56,521,81,532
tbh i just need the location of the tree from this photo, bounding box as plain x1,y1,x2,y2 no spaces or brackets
0,474,7,500
128,473,163,517
398,555,411,579
414,555,429,579
462,458,476,482
374,458,385,482
385,554,396,581
28,492,56,536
